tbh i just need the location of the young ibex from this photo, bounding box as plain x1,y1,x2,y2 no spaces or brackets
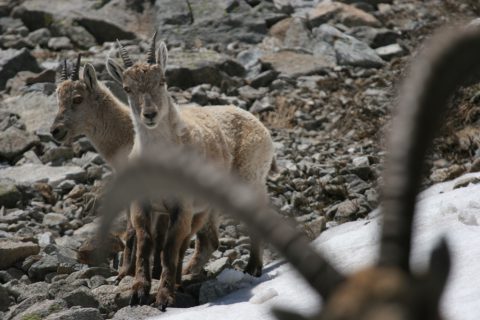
106,34,274,308
50,56,218,287
99,25,480,319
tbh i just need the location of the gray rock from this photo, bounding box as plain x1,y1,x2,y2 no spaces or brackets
0,17,24,34
199,279,237,304
0,209,28,224
41,146,74,165
0,284,9,311
16,282,50,302
71,138,95,156
334,36,384,68
314,24,384,68
112,305,162,320
48,37,73,51
335,199,360,222
260,50,333,77
154,0,266,45
10,299,67,320
205,257,230,276
236,48,262,70
3,295,45,320
12,0,137,43
375,43,405,60
0,163,86,187
27,28,52,47
352,156,370,167
21,82,57,96
0,92,57,133
348,26,401,48
304,216,326,238
282,17,311,49
0,179,21,208
0,48,40,90
308,1,380,28
61,25,97,49
249,70,279,88
165,50,244,89
45,307,103,320
76,17,136,44
0,126,39,162
61,287,99,308
88,276,106,289
0,239,39,269
28,255,59,281
0,34,33,49
43,213,68,229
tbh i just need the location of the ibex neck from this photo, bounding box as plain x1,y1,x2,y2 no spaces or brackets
85,86,134,170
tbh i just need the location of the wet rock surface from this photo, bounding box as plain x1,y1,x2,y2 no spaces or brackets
0,0,479,318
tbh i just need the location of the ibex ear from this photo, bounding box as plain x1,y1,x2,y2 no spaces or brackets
157,41,168,71
83,64,98,91
106,58,124,84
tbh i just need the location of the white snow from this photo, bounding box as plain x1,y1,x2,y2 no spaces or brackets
152,173,480,320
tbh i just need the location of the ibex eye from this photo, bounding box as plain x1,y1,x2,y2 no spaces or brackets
123,86,131,93
72,96,83,104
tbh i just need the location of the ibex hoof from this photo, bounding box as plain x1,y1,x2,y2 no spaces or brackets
156,287,175,311
129,292,139,306
129,291,150,306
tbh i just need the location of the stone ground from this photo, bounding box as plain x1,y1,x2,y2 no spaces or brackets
1,0,480,319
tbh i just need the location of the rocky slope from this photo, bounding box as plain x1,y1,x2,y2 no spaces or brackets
0,0,479,319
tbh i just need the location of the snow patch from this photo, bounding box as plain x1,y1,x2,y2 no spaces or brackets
152,172,480,320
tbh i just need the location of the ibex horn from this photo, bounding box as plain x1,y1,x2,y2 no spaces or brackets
60,59,68,82
117,39,133,68
71,54,82,81
379,27,480,272
98,145,345,300
147,30,157,65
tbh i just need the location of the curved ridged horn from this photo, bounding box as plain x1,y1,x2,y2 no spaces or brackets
71,54,81,81
147,31,157,65
60,59,68,81
98,145,345,299
379,27,480,272
117,39,133,68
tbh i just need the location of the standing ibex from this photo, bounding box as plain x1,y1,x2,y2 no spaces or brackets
106,33,274,308
50,56,219,289
98,25,480,318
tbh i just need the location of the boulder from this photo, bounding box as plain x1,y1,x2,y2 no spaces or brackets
166,50,244,89
0,48,40,90
112,305,162,320
314,24,384,68
0,126,39,162
12,0,138,42
0,179,22,208
260,50,333,77
308,1,380,28
45,307,103,320
0,163,86,187
0,239,40,269
0,92,57,133
10,299,67,320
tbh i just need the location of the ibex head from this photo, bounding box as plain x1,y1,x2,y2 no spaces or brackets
51,55,103,143
107,32,169,129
